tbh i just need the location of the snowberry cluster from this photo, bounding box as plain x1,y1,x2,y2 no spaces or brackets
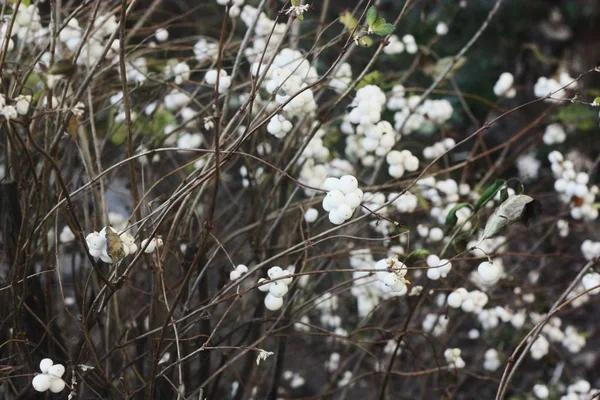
444,348,465,369
86,227,137,263
423,138,455,160
164,61,191,85
329,63,353,93
516,153,542,181
383,34,418,55
241,6,287,63
230,264,249,281
560,379,599,399
298,126,330,163
447,288,489,313
493,72,516,98
549,151,598,221
543,123,567,145
205,69,232,92
258,266,293,311
392,96,454,135
385,149,420,178
32,359,66,393
426,254,452,280
534,71,576,102
322,175,363,225
266,114,293,138
581,240,600,261
374,257,409,295
260,48,318,119
193,38,218,62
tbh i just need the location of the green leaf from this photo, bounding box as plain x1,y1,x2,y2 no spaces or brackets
291,0,298,6
445,202,473,228
552,103,598,131
296,13,304,21
474,179,505,211
372,22,395,36
356,70,381,90
405,249,430,264
48,59,77,77
366,6,377,27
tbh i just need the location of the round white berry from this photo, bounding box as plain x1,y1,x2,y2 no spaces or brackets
339,175,358,194
328,209,346,225
230,270,241,281
39,358,53,373
269,281,289,298
322,177,340,191
236,264,248,274
48,364,65,379
155,28,169,42
447,292,463,308
388,164,405,178
257,278,271,292
304,208,319,223
478,261,500,282
264,293,284,311
403,156,419,172
268,266,284,279
32,374,53,392
49,378,66,393
325,190,345,209
337,204,353,220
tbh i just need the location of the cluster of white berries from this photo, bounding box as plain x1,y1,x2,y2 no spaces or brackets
447,288,489,313
423,138,455,160
516,153,542,181
164,61,190,85
581,240,600,261
557,219,569,237
329,63,353,93
229,264,249,281
345,85,387,128
164,89,191,111
267,114,293,138
383,34,418,55
560,379,599,400
444,348,465,369
258,266,293,311
549,151,598,221
493,72,516,98
375,257,409,295
426,254,452,280
193,38,218,62
1,4,44,52
205,69,232,92
299,126,330,163
241,6,286,63
32,359,66,393
423,313,449,336
385,149,419,178
562,326,586,353
392,96,454,135
86,227,137,263
322,175,363,225
534,71,576,102
543,123,567,145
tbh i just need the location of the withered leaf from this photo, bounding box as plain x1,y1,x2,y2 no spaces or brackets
482,194,542,240
105,226,125,262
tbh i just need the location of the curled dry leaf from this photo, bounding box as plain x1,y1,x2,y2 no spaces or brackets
105,226,125,262
481,194,542,240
